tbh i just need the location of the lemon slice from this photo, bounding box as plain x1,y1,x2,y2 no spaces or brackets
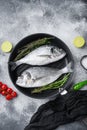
1,41,13,52
73,36,85,48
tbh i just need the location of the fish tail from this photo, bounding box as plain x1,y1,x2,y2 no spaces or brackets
63,62,73,73
66,62,73,72
8,61,17,71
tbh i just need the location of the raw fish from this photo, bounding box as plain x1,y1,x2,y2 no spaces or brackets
10,45,66,70
16,62,72,88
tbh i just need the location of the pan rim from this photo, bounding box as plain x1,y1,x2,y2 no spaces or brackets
8,33,75,99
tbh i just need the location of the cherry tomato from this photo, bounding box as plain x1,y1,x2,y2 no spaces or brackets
0,82,3,87
1,91,7,96
11,91,17,97
6,94,13,100
7,88,13,94
1,84,8,90
0,88,2,93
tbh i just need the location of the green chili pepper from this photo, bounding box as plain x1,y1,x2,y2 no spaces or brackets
73,80,87,90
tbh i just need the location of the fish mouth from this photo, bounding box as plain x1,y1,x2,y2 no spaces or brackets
16,77,24,85
54,51,66,58
16,77,33,87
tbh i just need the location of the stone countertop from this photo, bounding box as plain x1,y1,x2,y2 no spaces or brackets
0,0,87,130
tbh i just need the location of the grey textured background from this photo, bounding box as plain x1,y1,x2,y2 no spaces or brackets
0,0,87,130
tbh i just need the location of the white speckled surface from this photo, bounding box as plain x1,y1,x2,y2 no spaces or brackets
0,0,87,130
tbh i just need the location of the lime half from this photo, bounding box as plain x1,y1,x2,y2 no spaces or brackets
73,36,85,48
1,41,13,53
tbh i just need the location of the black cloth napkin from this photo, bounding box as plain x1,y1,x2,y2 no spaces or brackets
24,90,87,130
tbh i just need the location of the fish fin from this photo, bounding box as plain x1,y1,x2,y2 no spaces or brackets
32,76,45,82
8,61,17,71
38,55,52,58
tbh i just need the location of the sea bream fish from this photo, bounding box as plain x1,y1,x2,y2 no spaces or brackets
16,62,72,88
10,45,66,70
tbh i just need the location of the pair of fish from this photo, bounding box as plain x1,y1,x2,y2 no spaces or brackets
10,45,72,88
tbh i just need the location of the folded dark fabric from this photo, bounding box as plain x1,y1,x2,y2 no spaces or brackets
24,91,87,130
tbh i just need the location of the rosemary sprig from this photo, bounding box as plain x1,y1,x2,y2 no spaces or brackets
32,73,70,93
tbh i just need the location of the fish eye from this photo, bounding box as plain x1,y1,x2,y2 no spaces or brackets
51,46,58,53
25,72,31,78
20,75,24,79
51,48,54,53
